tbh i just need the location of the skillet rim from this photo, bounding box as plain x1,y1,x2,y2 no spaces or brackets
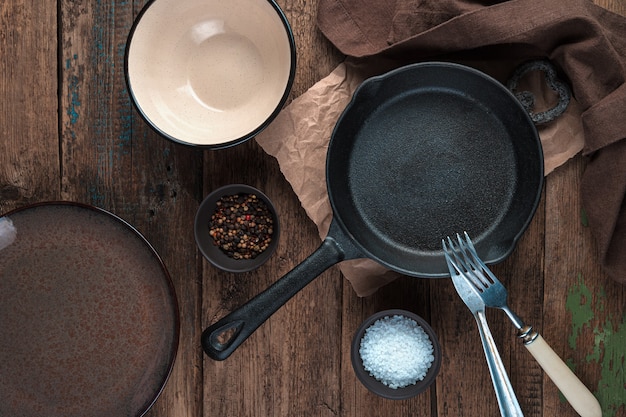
325,61,544,278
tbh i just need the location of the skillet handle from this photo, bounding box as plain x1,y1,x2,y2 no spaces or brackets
202,224,360,360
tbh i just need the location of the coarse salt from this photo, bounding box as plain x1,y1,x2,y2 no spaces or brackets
359,314,434,389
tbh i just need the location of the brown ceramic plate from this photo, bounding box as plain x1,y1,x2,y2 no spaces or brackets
0,202,178,417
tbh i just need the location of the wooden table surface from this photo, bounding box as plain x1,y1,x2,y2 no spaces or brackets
1,1,625,416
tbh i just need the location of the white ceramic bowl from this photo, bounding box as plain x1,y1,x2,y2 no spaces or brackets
125,0,296,148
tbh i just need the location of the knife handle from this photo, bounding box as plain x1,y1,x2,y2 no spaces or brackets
522,332,602,417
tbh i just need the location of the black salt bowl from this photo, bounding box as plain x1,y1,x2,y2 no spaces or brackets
351,309,442,400
194,184,280,273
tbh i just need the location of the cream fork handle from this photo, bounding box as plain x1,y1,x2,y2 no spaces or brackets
524,334,602,417
474,311,525,417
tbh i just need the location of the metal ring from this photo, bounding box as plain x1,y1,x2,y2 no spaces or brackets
507,59,571,124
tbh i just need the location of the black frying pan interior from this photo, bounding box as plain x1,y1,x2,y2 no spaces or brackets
327,62,543,276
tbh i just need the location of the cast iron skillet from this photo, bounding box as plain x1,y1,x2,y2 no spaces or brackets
202,62,544,360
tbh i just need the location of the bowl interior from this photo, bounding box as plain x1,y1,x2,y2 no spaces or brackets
126,0,295,147
194,184,280,273
351,309,442,400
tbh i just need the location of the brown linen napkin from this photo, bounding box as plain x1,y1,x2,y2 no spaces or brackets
314,0,626,285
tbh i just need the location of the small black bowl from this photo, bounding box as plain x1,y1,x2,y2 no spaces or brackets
351,309,441,400
194,184,280,273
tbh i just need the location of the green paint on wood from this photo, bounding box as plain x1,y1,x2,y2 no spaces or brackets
566,274,626,417
581,207,589,227
566,274,595,349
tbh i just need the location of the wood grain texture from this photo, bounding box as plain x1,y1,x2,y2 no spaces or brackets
58,2,203,417
544,157,626,417
0,0,624,417
0,1,58,209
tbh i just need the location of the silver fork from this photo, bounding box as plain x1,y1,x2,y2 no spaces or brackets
446,232,602,417
443,237,524,417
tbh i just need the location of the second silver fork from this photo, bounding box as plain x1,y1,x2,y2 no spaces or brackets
446,232,602,417
443,238,524,417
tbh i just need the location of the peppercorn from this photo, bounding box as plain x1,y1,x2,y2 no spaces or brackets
209,193,274,260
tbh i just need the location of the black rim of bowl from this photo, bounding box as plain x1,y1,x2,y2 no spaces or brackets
351,309,442,400
123,0,297,149
194,184,280,273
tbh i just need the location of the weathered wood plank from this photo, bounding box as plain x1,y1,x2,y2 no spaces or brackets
59,0,134,208
541,1,626,415
489,197,547,417
544,156,626,417
0,1,58,210
200,0,345,415
58,1,204,416
200,131,344,417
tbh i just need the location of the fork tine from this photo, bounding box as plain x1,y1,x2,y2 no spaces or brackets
444,235,486,293
455,234,480,273
442,237,464,277
460,231,498,285
456,233,479,270
454,233,491,289
444,236,472,275
442,244,456,278
446,233,487,291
